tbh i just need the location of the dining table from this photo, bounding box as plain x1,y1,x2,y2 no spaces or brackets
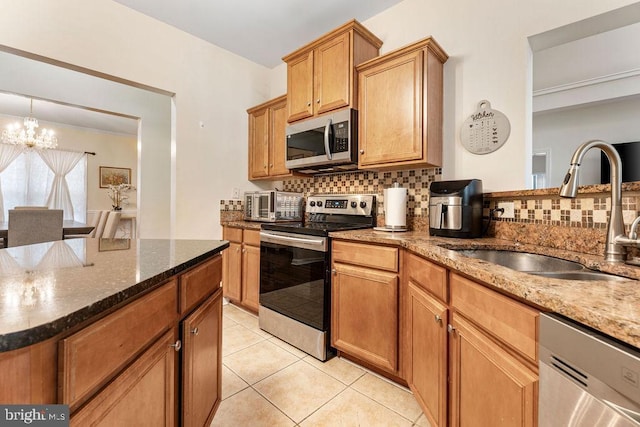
0,220,95,246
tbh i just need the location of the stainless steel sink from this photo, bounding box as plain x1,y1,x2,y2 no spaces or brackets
454,249,634,282
529,271,631,282
455,249,584,272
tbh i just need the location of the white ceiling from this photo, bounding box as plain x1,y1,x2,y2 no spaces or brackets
0,92,139,136
113,0,403,68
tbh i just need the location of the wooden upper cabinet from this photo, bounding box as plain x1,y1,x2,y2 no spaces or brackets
248,106,269,179
357,37,448,170
269,98,289,177
283,20,382,123
247,95,291,180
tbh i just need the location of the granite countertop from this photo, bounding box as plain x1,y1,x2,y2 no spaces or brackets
0,238,229,352
222,220,262,230
330,230,640,350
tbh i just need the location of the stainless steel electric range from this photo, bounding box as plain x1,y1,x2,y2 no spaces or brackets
258,194,376,361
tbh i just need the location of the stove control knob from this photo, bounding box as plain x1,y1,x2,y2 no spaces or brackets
317,201,323,207
360,201,367,209
350,201,357,208
309,201,316,207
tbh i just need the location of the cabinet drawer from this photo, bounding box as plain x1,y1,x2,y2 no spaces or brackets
60,280,178,410
450,273,538,362
180,255,222,314
243,229,261,246
332,241,398,272
223,227,243,243
405,252,448,302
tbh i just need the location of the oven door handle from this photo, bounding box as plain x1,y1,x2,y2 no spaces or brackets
260,231,325,246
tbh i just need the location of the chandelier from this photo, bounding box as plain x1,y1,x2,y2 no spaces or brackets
1,99,58,149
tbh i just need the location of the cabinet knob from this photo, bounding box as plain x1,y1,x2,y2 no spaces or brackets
331,269,337,275
191,327,199,336
307,102,311,107
359,149,364,154
316,99,320,104
447,324,456,334
170,340,182,352
435,314,442,323
242,248,246,253
270,164,274,168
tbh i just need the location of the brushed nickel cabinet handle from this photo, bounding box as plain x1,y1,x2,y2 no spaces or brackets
435,314,442,323
331,269,337,275
191,327,199,336
316,99,320,104
170,340,182,351
447,324,456,334
307,102,311,107
360,149,364,154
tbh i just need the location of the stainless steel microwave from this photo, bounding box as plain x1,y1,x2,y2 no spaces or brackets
285,108,358,174
243,190,304,222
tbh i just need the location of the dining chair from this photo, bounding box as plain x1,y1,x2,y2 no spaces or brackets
102,211,122,238
8,209,63,247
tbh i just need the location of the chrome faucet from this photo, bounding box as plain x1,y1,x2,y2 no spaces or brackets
559,140,627,263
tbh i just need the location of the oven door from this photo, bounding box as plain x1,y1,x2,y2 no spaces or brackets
259,230,329,331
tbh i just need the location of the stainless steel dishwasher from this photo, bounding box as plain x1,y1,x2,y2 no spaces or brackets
539,313,640,426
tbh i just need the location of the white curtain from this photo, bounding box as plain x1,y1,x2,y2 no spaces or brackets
38,150,84,221
0,144,24,223
0,149,87,222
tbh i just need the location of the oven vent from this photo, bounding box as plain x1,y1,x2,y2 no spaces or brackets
551,355,589,388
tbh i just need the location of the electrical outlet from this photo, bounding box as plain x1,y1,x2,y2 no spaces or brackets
232,187,240,199
497,202,515,219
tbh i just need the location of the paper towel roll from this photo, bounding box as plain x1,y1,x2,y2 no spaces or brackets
384,186,407,228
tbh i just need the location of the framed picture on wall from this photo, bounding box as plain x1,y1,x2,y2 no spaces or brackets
99,166,131,188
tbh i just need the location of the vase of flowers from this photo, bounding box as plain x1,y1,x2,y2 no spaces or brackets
107,184,135,211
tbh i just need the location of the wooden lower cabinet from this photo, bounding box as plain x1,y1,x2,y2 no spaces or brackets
182,289,223,427
331,241,400,376
449,313,538,427
222,226,260,312
71,328,178,426
406,281,448,427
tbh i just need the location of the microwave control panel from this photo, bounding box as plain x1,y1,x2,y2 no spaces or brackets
333,121,349,152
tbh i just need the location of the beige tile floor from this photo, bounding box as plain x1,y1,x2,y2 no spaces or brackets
212,303,431,427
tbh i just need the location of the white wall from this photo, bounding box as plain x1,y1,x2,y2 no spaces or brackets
0,0,273,239
269,0,638,192
534,96,640,187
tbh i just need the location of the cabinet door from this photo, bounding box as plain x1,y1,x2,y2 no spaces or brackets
71,329,178,427
315,32,351,115
406,281,448,427
248,107,269,179
222,242,242,302
332,263,398,374
242,244,261,312
182,289,223,427
287,50,314,122
449,313,537,427
358,49,424,168
269,98,289,176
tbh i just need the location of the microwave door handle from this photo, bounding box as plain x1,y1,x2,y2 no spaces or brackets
324,118,333,160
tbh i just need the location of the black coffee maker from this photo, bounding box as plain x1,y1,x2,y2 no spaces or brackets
429,179,483,238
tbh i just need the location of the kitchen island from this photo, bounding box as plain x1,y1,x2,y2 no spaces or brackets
0,238,228,426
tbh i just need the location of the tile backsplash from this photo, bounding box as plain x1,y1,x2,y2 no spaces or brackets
220,172,640,255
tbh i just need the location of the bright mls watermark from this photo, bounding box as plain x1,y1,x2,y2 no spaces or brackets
0,405,68,426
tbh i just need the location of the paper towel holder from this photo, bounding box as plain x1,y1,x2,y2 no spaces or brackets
374,182,409,232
